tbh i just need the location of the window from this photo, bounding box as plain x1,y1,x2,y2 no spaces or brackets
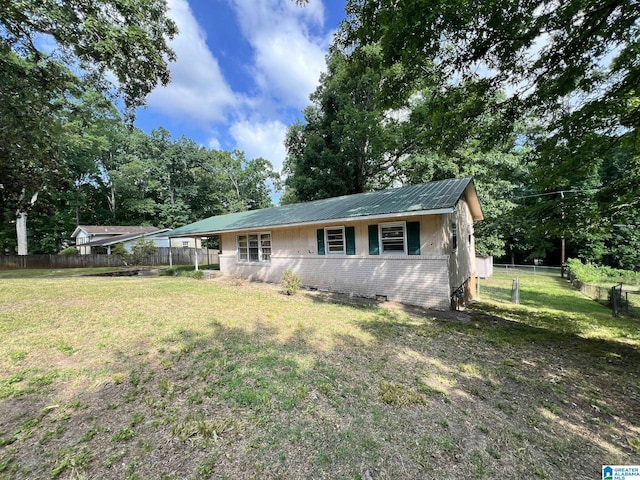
325,227,345,254
452,222,458,250
317,227,355,255
182,241,189,248
379,222,406,254
260,233,271,262
237,233,271,263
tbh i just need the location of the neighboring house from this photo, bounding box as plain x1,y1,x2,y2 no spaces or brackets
167,177,483,310
71,226,163,255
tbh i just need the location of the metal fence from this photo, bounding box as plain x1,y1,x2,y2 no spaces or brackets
493,264,562,275
565,269,640,318
0,248,218,270
611,285,640,317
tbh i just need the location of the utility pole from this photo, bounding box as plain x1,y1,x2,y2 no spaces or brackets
560,191,565,278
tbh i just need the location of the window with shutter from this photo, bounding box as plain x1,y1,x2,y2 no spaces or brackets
379,222,407,254
325,227,345,254
452,222,458,251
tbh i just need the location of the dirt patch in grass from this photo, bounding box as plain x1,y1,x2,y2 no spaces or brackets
0,276,638,479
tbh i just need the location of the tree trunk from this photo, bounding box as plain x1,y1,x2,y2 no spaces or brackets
16,210,28,255
15,189,39,256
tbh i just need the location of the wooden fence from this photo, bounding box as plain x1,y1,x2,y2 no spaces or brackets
0,248,219,270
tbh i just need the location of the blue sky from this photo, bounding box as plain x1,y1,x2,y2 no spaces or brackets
134,0,346,174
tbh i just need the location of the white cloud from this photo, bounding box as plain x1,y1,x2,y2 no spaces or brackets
207,136,221,150
229,120,288,172
231,0,329,109
147,0,238,122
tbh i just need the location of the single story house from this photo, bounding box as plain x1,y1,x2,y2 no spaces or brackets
71,226,164,255
168,177,483,310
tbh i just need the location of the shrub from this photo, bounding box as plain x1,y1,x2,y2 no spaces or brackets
163,265,203,279
113,239,158,266
58,247,79,256
184,270,204,280
280,269,302,295
566,258,640,286
129,239,157,265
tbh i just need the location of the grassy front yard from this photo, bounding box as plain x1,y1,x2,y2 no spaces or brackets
0,272,639,479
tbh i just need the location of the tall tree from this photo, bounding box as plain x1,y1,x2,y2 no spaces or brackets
284,45,413,202
0,51,68,254
341,0,640,225
1,0,177,253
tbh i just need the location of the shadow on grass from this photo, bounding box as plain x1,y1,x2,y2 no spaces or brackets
1,290,639,480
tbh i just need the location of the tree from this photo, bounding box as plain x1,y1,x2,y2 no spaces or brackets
341,0,640,226
1,0,177,253
284,45,413,202
1,0,177,113
0,51,68,254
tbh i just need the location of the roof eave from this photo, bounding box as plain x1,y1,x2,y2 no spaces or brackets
463,180,484,221
167,207,455,238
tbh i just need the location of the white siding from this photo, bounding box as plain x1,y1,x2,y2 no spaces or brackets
446,199,477,293
218,215,452,310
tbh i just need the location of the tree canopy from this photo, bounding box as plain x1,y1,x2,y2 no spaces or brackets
282,0,640,268
341,0,640,214
1,0,177,112
1,0,177,253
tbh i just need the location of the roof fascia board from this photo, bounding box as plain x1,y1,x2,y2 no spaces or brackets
71,226,86,238
100,229,169,246
462,182,484,221
168,207,454,238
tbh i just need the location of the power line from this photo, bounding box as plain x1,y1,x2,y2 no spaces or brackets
511,188,601,200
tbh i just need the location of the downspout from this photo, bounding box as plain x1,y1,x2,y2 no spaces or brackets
168,237,173,268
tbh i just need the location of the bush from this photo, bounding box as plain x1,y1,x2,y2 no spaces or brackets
280,269,302,295
58,247,79,256
163,265,204,280
184,270,204,280
113,239,158,266
566,258,640,286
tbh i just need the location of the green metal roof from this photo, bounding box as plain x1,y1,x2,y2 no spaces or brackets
168,177,482,237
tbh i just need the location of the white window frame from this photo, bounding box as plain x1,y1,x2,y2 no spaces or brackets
379,221,407,254
237,232,272,263
324,226,346,254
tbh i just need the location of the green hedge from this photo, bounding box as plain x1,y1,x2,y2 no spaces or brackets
163,264,219,276
566,258,640,286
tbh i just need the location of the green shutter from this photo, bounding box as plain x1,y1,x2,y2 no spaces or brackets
345,226,356,255
368,224,379,255
407,221,421,255
316,229,325,255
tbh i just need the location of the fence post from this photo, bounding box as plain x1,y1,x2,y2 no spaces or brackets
625,292,629,312
610,283,623,317
511,278,520,304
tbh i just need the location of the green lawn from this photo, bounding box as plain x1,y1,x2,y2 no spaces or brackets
0,272,638,479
